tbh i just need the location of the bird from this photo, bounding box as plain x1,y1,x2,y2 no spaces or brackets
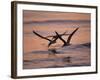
33,30,58,47
55,27,79,47
33,30,69,47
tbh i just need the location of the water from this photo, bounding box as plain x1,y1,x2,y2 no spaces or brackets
23,43,90,69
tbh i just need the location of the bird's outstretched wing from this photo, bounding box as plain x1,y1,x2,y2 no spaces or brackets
33,30,51,41
66,27,79,44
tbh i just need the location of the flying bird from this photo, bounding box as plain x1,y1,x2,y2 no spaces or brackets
33,30,69,47
55,27,79,47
